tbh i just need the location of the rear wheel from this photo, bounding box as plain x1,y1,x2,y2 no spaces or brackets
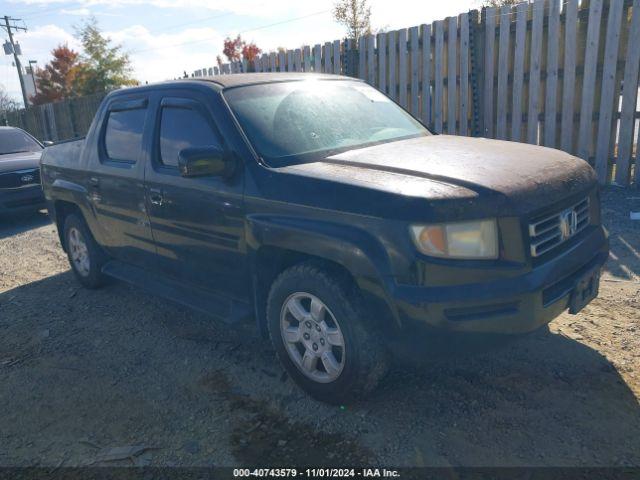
63,213,107,289
267,263,388,404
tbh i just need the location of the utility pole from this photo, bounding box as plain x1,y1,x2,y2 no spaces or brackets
2,16,29,108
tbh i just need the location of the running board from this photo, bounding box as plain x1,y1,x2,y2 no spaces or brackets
101,260,252,324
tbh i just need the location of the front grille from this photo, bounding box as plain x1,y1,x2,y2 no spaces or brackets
529,197,590,257
0,168,40,189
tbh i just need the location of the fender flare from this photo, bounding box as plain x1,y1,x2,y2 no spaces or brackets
246,214,402,330
49,179,101,249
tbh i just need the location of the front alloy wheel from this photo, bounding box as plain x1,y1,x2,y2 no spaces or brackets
280,292,346,383
267,263,388,404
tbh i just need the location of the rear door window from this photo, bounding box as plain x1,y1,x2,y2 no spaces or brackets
159,106,221,168
104,107,146,163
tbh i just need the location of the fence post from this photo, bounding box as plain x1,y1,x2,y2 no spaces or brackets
482,6,495,138
446,17,457,135
511,2,527,142
303,46,311,72
459,12,470,137
496,6,511,140
433,21,444,133
420,23,431,128
616,0,640,185
594,0,624,183
333,40,341,74
378,32,387,95
343,39,355,77
68,99,78,138
526,0,544,145
468,10,481,137
577,0,604,163
358,36,366,79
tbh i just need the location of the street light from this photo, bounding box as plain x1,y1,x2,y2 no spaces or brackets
28,60,38,96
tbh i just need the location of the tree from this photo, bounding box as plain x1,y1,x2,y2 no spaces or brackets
222,34,261,63
73,17,136,95
333,0,371,42
0,86,20,113
222,35,244,62
31,44,81,105
221,34,261,72
482,0,527,7
241,42,261,63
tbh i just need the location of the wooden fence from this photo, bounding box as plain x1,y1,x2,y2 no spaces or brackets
2,0,638,186
195,0,640,187
0,91,107,143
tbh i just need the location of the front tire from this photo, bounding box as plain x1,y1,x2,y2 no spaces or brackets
267,263,388,404
63,213,107,289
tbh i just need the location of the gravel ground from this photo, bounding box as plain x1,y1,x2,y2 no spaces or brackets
0,187,638,467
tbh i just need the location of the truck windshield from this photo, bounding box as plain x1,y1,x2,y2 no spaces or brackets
0,129,42,156
224,80,429,165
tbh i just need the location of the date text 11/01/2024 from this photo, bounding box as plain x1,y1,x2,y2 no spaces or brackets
233,468,400,477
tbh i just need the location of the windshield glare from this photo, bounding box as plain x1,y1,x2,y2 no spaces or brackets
0,129,42,156
224,80,429,165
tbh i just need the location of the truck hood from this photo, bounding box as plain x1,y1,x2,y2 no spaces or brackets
0,151,42,174
282,135,596,217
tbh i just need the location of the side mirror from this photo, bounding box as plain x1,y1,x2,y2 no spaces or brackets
43,141,54,147
178,146,236,178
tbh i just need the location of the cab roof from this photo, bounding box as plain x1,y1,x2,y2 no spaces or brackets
104,72,361,99
191,72,359,89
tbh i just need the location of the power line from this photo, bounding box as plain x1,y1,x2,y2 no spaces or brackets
12,7,248,56
129,9,331,55
151,10,235,34
19,6,71,20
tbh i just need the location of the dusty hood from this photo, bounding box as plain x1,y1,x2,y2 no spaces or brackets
283,135,596,217
0,151,42,174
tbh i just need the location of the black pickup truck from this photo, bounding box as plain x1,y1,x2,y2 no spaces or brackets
41,73,609,403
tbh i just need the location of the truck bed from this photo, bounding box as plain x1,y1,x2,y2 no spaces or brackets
41,138,85,170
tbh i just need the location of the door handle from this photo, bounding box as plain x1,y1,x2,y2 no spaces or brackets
89,177,100,188
149,188,164,206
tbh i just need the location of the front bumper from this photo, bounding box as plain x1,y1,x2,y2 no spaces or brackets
0,185,46,216
389,225,609,335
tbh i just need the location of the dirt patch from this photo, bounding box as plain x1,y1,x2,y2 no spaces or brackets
199,369,372,466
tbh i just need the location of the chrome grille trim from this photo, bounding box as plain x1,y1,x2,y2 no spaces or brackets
0,168,40,189
529,197,590,257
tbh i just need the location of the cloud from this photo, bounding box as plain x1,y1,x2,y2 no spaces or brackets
7,0,323,16
0,24,80,102
1,0,485,102
14,23,80,58
369,0,482,30
60,7,91,15
105,25,225,82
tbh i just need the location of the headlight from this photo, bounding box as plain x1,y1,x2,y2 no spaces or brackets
410,219,498,259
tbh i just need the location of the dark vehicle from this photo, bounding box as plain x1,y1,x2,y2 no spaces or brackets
0,126,46,216
40,73,609,403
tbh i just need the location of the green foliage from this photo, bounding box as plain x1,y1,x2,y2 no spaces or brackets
333,0,371,42
73,17,137,95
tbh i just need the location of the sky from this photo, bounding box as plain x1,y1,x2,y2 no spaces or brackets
0,0,481,103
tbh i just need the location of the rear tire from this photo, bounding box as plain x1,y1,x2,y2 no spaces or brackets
267,263,388,404
63,213,107,289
